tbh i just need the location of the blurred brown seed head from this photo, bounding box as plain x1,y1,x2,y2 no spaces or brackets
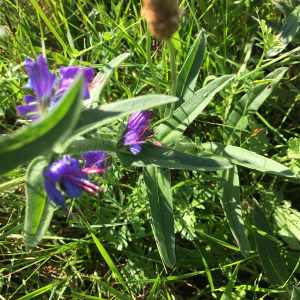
142,0,180,40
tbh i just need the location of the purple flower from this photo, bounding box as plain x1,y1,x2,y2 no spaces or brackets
55,66,95,102
43,156,107,207
17,55,95,120
81,151,108,169
120,110,162,155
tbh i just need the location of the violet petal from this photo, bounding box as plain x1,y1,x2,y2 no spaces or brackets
64,177,82,198
17,103,40,120
130,144,142,155
25,56,56,102
44,178,66,207
82,151,107,168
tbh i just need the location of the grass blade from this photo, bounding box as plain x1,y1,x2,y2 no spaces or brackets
18,279,66,300
90,233,131,296
92,278,131,300
220,263,240,300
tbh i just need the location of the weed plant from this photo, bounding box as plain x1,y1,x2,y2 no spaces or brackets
1,0,300,299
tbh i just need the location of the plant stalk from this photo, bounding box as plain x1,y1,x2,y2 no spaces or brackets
153,39,177,126
146,29,163,118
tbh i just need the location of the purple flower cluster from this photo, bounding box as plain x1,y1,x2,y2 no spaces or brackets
121,110,161,155
43,156,106,207
17,55,94,120
81,151,110,169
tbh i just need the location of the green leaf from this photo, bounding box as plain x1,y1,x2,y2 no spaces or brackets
157,74,236,145
0,74,83,175
53,94,178,153
85,53,131,108
235,285,286,293
90,233,131,295
243,12,300,41
201,142,297,179
195,229,240,252
143,167,175,268
267,7,300,57
217,166,250,258
18,278,66,300
71,292,106,300
29,0,68,51
291,286,300,300
288,137,300,159
24,157,56,248
253,199,292,298
224,67,288,144
0,176,25,192
176,29,207,106
287,137,300,175
272,1,294,16
0,223,24,240
0,26,8,38
64,138,117,155
117,145,233,171
273,204,300,250
147,274,161,300
220,263,240,300
92,279,131,300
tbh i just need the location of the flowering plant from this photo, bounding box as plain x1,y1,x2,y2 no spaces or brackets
0,21,297,275
17,55,94,120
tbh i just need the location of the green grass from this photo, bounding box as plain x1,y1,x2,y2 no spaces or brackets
1,0,300,299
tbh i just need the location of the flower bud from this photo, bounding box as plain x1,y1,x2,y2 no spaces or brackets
142,0,180,40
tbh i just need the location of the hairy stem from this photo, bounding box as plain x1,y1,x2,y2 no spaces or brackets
146,29,162,118
153,39,177,126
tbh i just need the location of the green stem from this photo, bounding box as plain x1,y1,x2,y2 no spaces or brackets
256,49,266,69
64,139,117,154
153,39,177,126
146,29,162,118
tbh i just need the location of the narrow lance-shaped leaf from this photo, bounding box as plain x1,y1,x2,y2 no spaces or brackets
53,94,178,153
201,142,298,180
84,53,131,108
157,75,236,145
267,7,300,57
177,29,206,103
220,263,240,300
90,233,131,296
272,204,300,250
291,286,300,300
24,157,56,248
224,67,288,144
143,167,176,268
0,74,83,175
18,278,67,300
167,29,206,113
217,165,250,258
253,199,292,298
117,145,233,171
